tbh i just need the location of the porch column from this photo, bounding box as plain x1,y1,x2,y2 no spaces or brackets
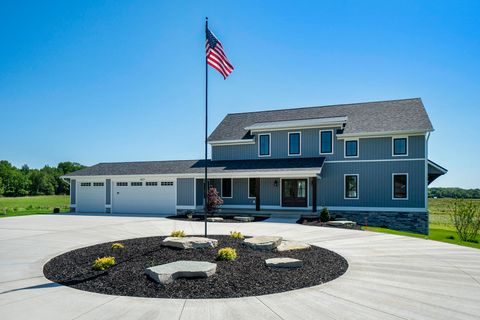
311,177,317,213
255,178,261,211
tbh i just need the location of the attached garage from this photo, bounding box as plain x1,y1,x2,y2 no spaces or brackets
112,180,176,214
76,181,106,213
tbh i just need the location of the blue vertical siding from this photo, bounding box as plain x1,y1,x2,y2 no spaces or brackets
70,179,76,205
177,178,195,206
212,129,425,161
106,179,111,205
317,161,425,208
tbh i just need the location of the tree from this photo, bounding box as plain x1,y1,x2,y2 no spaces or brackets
450,200,480,242
207,187,223,214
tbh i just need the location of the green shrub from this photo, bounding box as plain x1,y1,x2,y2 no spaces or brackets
111,242,125,249
217,247,237,261
230,231,244,239
170,230,186,237
450,200,480,242
92,256,116,271
320,207,330,222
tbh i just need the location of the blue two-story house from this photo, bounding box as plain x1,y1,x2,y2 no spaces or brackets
64,98,447,234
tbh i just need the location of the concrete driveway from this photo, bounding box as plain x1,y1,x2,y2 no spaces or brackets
0,214,479,320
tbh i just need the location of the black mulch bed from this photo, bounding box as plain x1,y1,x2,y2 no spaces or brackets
43,235,348,299
166,214,270,223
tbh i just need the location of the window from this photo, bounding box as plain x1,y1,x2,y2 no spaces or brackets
258,134,271,156
320,130,333,154
93,182,104,187
221,178,232,198
248,178,256,198
393,137,408,156
393,174,408,199
344,175,358,199
131,182,142,186
345,140,358,157
80,182,91,187
288,132,301,156
116,182,128,186
161,181,174,186
146,182,158,186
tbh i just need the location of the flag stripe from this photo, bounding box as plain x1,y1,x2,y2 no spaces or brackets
206,27,234,79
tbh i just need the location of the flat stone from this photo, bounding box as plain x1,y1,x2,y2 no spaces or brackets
265,257,303,268
207,217,224,222
234,216,254,222
145,260,217,285
162,237,218,249
326,220,357,229
243,236,282,250
275,240,311,252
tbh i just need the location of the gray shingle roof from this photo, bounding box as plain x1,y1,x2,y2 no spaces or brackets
208,98,433,141
64,158,325,177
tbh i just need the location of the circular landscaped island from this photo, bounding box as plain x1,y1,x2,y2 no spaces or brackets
43,235,348,299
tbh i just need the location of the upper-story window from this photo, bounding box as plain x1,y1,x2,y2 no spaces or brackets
288,132,301,156
345,140,358,158
393,137,408,156
393,174,408,199
258,134,271,157
320,130,333,154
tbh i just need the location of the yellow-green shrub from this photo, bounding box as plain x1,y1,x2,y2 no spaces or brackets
229,231,244,239
111,242,124,249
217,247,237,261
170,230,186,237
92,256,116,271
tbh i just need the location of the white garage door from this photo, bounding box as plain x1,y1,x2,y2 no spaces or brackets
76,182,106,213
112,180,176,215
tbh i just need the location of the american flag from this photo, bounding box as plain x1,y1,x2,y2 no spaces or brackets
206,27,234,79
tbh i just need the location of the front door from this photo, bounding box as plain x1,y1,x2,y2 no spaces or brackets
282,179,308,207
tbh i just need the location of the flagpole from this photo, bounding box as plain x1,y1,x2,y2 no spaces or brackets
204,16,209,237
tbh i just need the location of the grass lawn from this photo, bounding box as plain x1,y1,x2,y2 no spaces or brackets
0,195,70,217
363,198,480,249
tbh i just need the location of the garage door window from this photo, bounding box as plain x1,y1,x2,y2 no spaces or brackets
146,182,158,186
161,181,174,186
80,182,91,187
116,182,128,186
131,182,143,186
93,182,104,187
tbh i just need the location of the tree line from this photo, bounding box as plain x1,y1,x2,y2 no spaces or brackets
0,160,85,197
429,187,480,199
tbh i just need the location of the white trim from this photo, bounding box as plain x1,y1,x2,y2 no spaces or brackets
247,178,256,199
344,174,359,200
220,178,233,198
344,139,359,158
337,130,432,139
209,139,255,146
325,158,425,164
327,206,427,213
392,136,409,157
245,117,347,132
258,133,271,157
392,173,409,200
319,129,334,155
280,177,309,208
288,131,302,156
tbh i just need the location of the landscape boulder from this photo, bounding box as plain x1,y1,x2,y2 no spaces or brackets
325,220,356,229
265,257,303,269
207,217,224,222
162,237,218,249
243,236,282,250
145,260,217,285
275,240,311,252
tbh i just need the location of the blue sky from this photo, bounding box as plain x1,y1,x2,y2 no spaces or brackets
0,1,479,188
